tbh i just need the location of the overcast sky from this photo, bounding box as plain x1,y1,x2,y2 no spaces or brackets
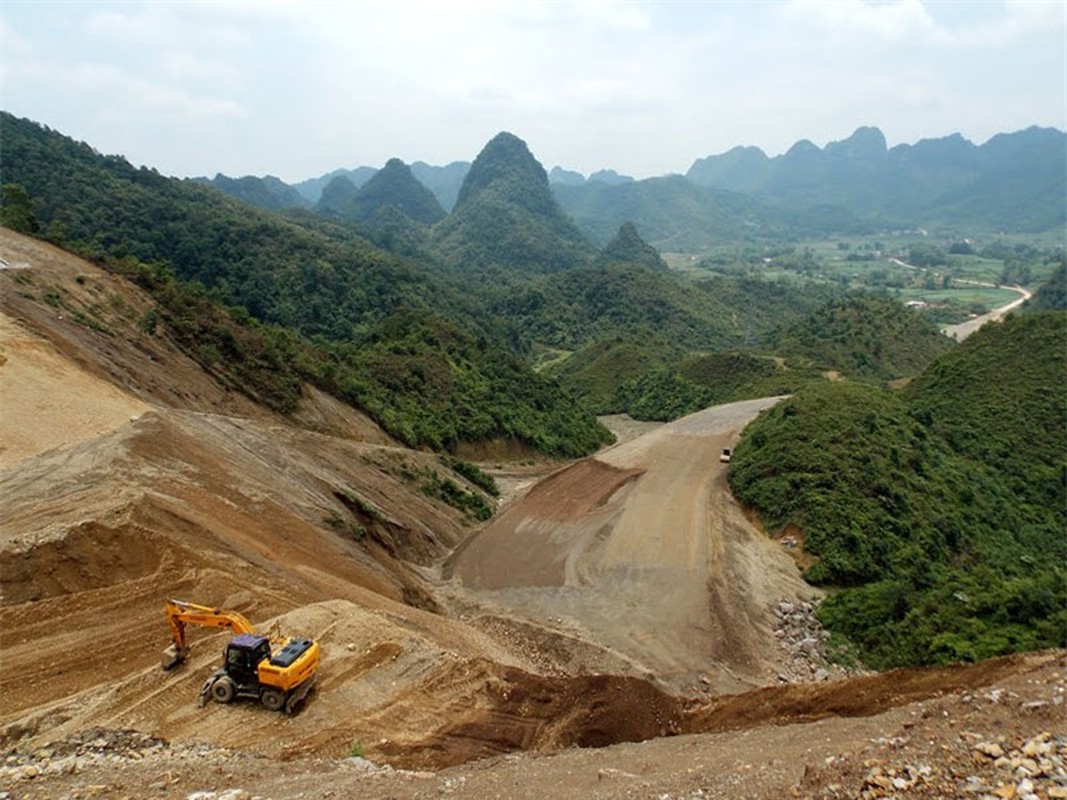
2,1,1064,183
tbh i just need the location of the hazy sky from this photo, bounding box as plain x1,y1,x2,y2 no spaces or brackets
2,1,1064,183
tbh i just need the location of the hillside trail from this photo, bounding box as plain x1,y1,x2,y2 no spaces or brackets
1,227,1063,799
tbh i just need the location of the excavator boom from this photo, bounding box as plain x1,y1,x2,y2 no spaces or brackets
162,599,256,670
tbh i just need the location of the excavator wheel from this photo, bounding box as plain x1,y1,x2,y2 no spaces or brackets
260,688,285,712
210,676,236,704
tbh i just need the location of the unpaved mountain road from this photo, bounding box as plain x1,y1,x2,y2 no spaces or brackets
943,283,1032,340
448,398,815,695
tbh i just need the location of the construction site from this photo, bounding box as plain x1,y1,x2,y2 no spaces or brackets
1,228,1063,799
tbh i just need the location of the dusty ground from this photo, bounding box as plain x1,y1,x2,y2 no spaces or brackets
447,398,813,695
1,228,1063,800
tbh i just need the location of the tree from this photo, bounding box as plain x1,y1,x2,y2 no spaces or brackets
0,183,38,233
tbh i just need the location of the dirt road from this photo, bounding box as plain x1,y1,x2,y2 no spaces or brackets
448,398,815,694
944,284,1033,340
887,256,1032,341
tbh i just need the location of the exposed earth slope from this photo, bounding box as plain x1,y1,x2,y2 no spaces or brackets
1,228,1063,799
447,397,813,694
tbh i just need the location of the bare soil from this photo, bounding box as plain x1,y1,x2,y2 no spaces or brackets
1,228,1063,800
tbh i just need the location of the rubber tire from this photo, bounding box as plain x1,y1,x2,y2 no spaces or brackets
260,688,285,712
210,676,236,704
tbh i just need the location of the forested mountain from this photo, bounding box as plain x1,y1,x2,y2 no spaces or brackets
549,166,586,186
729,311,1067,668
194,173,308,211
548,292,946,419
430,131,595,272
293,165,377,204
409,161,471,212
314,158,445,225
291,162,471,212
0,112,612,456
189,123,1063,247
596,222,667,270
0,113,836,362
314,174,361,218
687,126,1067,232
771,295,956,380
514,267,838,414
1023,262,1067,312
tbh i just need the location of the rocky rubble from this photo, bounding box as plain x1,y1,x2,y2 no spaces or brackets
844,729,1067,799
772,598,861,683
0,727,405,800
1,728,169,784
0,728,250,799
792,667,1067,799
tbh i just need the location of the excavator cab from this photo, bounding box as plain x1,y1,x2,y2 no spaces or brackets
224,634,271,685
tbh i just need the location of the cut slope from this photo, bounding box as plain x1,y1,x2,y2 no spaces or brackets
0,312,148,468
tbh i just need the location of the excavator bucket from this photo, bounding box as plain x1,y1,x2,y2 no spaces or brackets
161,644,186,671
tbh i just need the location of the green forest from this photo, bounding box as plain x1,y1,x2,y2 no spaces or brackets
729,313,1067,667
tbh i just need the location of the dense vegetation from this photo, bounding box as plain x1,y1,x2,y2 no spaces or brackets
431,132,594,271
580,349,809,422
0,114,842,443
319,158,446,225
596,222,668,270
1023,262,1067,312
550,293,947,420
0,113,611,457
193,173,307,212
730,312,1067,667
771,295,956,380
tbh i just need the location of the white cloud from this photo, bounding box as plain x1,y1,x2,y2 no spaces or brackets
72,61,246,120
785,0,938,42
1,0,1062,179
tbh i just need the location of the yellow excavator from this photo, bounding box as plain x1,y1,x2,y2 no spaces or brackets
162,599,321,714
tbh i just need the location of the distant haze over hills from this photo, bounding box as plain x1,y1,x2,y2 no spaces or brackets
686,125,1066,231
191,124,1065,241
